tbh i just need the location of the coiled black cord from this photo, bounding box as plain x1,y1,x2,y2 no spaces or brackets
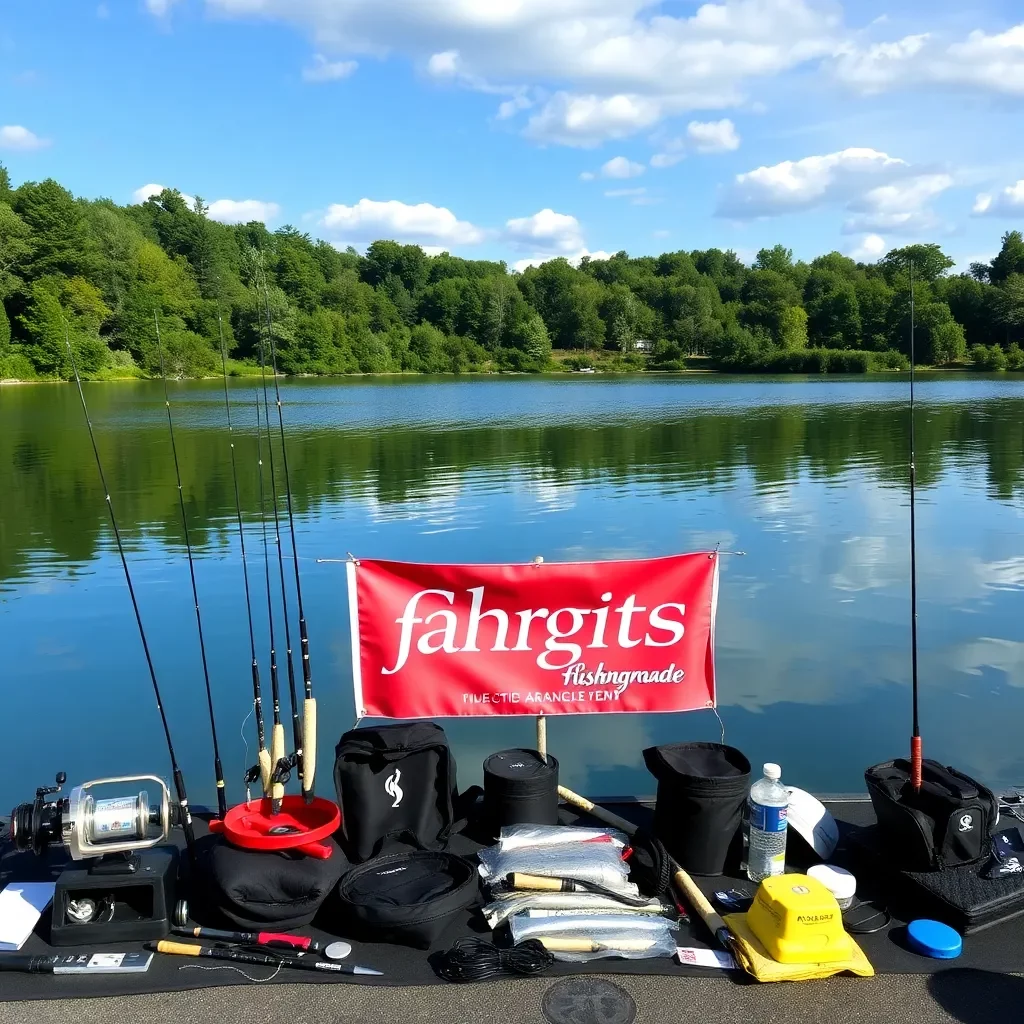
438,938,555,982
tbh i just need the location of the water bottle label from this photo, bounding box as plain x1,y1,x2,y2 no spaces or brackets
749,802,788,833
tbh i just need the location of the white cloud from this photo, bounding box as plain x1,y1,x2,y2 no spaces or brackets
145,0,179,15
687,118,741,153
716,146,948,234
525,93,665,148
846,233,887,263
0,125,49,151
96,3,110,17
604,187,646,198
653,229,671,238
131,184,278,224
497,94,532,119
651,118,740,166
600,156,645,180
843,173,953,234
579,171,596,182
206,199,281,224
833,23,1024,97
303,54,358,82
973,179,1024,218
322,198,485,247
505,208,585,255
427,50,460,77
203,0,842,145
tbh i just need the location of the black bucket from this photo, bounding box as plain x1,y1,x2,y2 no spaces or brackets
483,748,559,835
643,742,751,876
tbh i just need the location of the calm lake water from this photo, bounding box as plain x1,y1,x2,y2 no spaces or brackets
2,374,1022,813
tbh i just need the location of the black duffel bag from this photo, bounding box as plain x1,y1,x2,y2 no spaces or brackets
334,721,461,862
335,848,480,948
865,758,998,872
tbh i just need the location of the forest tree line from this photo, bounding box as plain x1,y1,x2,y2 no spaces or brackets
1,165,1023,380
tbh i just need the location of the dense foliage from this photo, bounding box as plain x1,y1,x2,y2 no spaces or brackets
1,166,1023,379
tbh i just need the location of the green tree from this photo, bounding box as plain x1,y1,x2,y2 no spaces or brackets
0,202,32,296
779,305,808,350
880,243,954,284
740,269,801,345
989,231,1024,286
11,179,94,280
993,274,1024,344
0,299,10,352
804,270,861,348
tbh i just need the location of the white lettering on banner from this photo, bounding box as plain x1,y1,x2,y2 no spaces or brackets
562,662,685,696
381,587,687,676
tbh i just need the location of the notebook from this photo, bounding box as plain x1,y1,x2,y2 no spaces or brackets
0,881,56,950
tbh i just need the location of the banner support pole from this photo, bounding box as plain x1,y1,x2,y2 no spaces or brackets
531,555,548,763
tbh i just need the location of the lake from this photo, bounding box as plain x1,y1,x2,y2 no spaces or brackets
2,374,1022,814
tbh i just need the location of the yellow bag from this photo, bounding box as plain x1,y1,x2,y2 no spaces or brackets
723,912,875,983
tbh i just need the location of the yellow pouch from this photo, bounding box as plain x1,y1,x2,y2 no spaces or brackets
723,913,875,982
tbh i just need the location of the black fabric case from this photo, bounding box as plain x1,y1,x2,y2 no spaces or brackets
865,759,997,872
482,748,559,835
334,721,460,862
849,825,1024,935
643,742,751,876
197,835,348,930
334,849,480,948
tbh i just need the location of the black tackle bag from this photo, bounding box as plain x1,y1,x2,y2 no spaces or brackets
334,721,460,862
865,758,998,872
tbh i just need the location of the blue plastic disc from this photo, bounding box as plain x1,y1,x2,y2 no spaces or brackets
906,919,962,959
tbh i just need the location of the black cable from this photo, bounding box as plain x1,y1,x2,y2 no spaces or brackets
437,938,554,983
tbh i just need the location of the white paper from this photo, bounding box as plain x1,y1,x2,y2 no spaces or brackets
0,882,56,951
675,947,737,970
88,954,125,968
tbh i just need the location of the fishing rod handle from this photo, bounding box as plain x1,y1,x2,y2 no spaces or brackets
270,724,286,806
556,786,638,837
911,735,923,791
174,927,316,951
172,769,197,867
0,955,55,973
302,697,317,802
215,761,227,819
537,938,653,953
509,873,572,892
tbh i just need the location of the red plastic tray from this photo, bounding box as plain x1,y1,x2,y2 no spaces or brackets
209,795,341,859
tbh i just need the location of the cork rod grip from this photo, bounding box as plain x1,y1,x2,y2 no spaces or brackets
537,938,653,953
672,868,728,937
271,723,285,804
156,940,203,956
510,873,567,892
257,748,273,795
302,697,316,796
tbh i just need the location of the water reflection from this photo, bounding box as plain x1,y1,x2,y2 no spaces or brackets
1,376,1022,809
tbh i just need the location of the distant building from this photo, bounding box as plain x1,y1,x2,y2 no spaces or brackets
634,338,653,353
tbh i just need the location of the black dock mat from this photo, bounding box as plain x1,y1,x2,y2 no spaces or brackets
3,801,1023,1001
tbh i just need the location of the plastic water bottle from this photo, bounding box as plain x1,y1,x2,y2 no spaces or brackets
746,762,789,883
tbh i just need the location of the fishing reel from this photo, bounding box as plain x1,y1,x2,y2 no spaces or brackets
11,773,171,861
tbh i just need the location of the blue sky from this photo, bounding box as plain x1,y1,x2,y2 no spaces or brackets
2,0,1024,271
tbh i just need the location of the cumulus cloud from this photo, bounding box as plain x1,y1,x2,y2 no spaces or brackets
131,184,279,224
0,125,49,151
846,233,887,263
604,187,646,198
203,0,842,145
716,146,952,234
303,54,358,82
600,156,645,180
321,198,485,247
504,208,585,255
651,119,740,167
832,23,1024,97
513,249,612,273
687,118,741,154
974,179,1024,218
145,0,179,14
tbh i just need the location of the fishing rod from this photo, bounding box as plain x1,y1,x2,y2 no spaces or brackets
63,325,197,869
255,390,286,815
253,283,304,797
217,314,271,797
908,258,922,793
154,313,228,818
257,262,317,804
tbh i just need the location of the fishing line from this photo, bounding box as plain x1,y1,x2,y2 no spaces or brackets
155,313,227,818
258,261,318,803
253,289,304,794
255,391,286,815
63,324,197,869
179,963,283,983
217,313,271,795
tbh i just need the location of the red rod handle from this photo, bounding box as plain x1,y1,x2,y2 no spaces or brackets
911,735,923,792
257,932,312,950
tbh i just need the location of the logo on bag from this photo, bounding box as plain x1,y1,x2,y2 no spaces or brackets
959,814,974,833
385,768,404,808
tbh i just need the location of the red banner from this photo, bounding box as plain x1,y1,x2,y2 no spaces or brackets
347,553,719,719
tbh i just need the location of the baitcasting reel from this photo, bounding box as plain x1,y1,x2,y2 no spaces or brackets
11,773,171,860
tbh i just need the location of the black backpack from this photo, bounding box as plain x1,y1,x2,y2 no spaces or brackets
865,758,998,872
334,721,461,862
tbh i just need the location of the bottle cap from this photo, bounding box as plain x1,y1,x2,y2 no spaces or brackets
763,763,781,781
808,863,856,901
906,919,962,959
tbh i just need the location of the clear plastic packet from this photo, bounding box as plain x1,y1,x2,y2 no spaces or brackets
496,824,628,852
482,891,667,929
477,843,630,889
509,912,676,962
